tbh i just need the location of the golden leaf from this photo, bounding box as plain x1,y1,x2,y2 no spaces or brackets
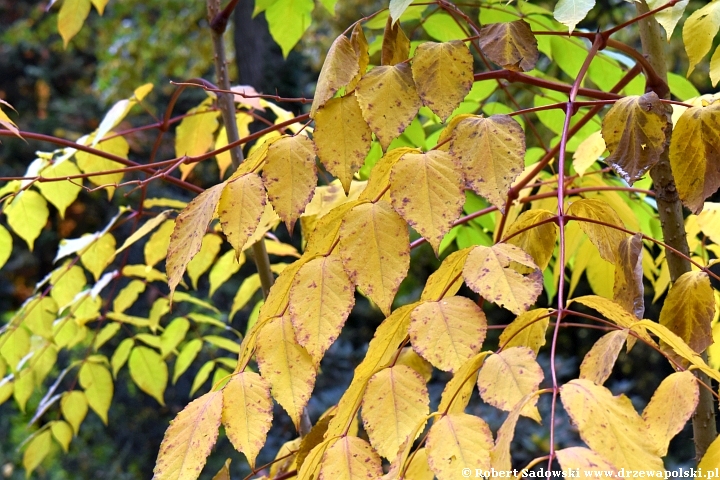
448,115,525,211
289,255,355,365
555,447,620,475
498,308,551,354
411,41,474,121
176,102,220,180
477,20,539,71
347,24,369,92
222,372,273,468
355,64,422,151
567,198,628,264
153,390,223,480
359,147,419,202
362,365,429,459
490,394,536,470
311,34,360,117
262,135,317,233
579,330,628,385
317,436,383,480
304,200,362,257
570,295,652,350
420,247,473,301
560,379,664,470
80,233,116,281
463,243,543,315
642,371,699,456
669,102,720,213
699,435,720,474
601,92,670,184
409,296,487,372
504,209,558,270
256,315,316,431
426,414,493,479
382,17,410,66
477,346,543,421
314,95,372,194
659,271,715,354
438,352,490,414
218,172,266,258
339,201,410,315
389,150,464,253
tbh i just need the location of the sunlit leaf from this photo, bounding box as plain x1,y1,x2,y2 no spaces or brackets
176,101,220,180
75,134,129,194
35,159,82,218
420,247,472,301
683,1,720,77
61,390,88,434
265,0,313,57
23,430,52,477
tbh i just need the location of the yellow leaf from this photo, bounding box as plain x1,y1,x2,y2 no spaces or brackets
310,34,360,118
490,394,536,470
438,352,491,414
222,372,273,468
499,308,551,354
362,365,429,459
215,113,253,178
669,102,720,213
113,280,145,314
262,135,317,233
304,200,362,256
426,413,493,479
61,390,88,434
51,420,74,452
78,360,113,424
699,435,720,476
23,296,57,340
404,448,434,480
560,379,664,470
211,459,232,480
642,371,699,456
660,271,715,355
240,202,281,251
23,430,52,478
175,102,220,180
289,255,355,365
298,439,333,480
75,134,129,195
89,0,108,14
128,346,167,406
601,92,670,184
80,233,116,281
0,224,11,270
58,0,91,47
153,390,223,480
382,18,410,66
348,24,369,92
570,295,654,350
339,201,410,315
256,315,316,431
355,64,422,150
411,41,473,121
359,147,419,203
555,447,620,475
389,150,464,254
186,233,222,290
135,217,174,266
209,250,244,297
326,303,416,437
0,102,21,138
218,173,266,260
314,95,372,194
173,339,202,384
647,0,689,40
613,233,644,318
166,183,225,299
395,347,433,382
50,263,86,308
409,296,486,372
683,1,720,77
477,346,543,421
503,209,558,270
159,317,190,359
477,20,539,72
317,436,383,480
229,274,262,320
579,330,628,385
420,247,472,301
463,243,543,315
5,190,48,251
572,130,606,176
448,114,525,211
567,198,628,264
698,202,720,244
35,159,82,217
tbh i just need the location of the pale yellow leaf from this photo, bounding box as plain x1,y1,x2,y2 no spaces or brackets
498,308,551,354
262,135,317,233
355,64,422,150
567,198,628,263
153,390,223,480
389,150,464,254
166,183,224,299
477,346,543,421
75,134,129,194
58,0,91,47
314,95,372,193
218,172,266,258
35,159,82,217
311,34,360,117
222,371,273,468
683,1,720,77
579,330,628,385
128,346,167,406
186,233,222,290
404,448,434,480
208,250,243,298
256,315,316,431
555,447,620,475
420,247,472,302
411,41,474,121
560,379,664,470
78,360,113,424
553,0,594,33
409,296,486,372
80,233,115,281
289,255,355,365
503,209,557,270
642,371,699,456
61,390,88,434
601,92,670,184
660,271,715,355
214,113,253,178
0,224,11,270
339,201,410,315
698,202,720,244
426,413,493,480
23,430,52,478
477,20,539,72
572,130,606,176
362,365,429,459
395,347,433,382
317,436,383,480
647,0,688,40
463,243,543,315
5,190,48,251
438,352,491,414
175,101,220,180
51,420,74,452
570,295,653,350
348,24,369,92
141,218,175,267
359,147,419,203
448,114,525,211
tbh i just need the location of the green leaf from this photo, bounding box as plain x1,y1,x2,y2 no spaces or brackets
265,0,314,57
128,346,167,406
0,224,11,270
5,190,48,251
61,390,88,434
23,430,53,478
191,360,215,396
173,339,203,384
78,360,113,424
389,0,414,24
